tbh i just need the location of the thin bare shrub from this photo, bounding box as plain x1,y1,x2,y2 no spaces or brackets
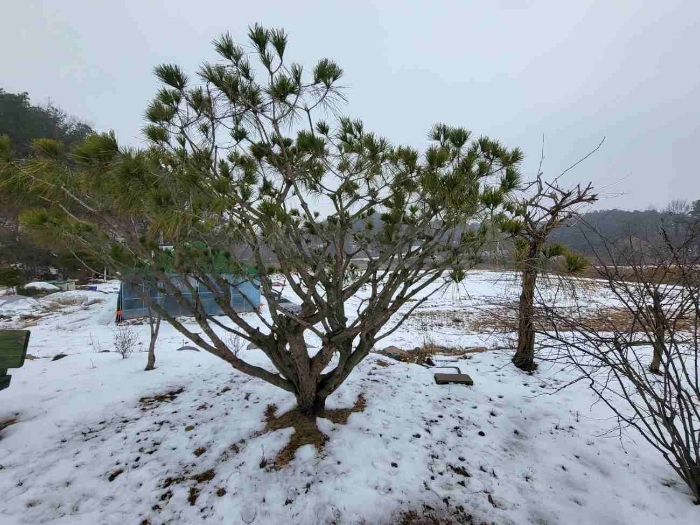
113,324,139,359
538,225,700,503
222,332,244,357
89,333,106,353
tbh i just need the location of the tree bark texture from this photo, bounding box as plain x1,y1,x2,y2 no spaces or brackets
145,311,161,372
513,265,538,371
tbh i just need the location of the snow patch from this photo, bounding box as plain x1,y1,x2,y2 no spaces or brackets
24,282,60,292
0,275,696,524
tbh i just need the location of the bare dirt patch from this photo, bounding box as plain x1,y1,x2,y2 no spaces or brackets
108,469,124,482
139,387,185,411
263,405,327,469
159,468,218,508
191,468,216,484
324,394,367,425
393,503,475,524
263,394,367,469
0,417,18,433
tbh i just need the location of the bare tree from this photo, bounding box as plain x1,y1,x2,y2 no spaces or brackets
661,199,693,251
501,165,598,371
144,290,161,371
537,225,700,503
665,199,690,217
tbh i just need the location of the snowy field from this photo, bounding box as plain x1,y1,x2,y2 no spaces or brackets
0,272,697,524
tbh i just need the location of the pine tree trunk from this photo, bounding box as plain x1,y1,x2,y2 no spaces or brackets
295,392,327,416
294,379,325,415
287,332,327,416
513,266,538,371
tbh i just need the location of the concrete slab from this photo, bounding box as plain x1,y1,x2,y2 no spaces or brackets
434,373,474,386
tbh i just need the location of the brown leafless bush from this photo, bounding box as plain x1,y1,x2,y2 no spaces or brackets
113,324,139,359
222,331,244,358
537,227,700,503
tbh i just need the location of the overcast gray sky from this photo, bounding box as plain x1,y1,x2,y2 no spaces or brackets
2,0,699,211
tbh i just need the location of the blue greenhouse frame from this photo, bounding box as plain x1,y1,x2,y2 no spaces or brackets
118,275,261,320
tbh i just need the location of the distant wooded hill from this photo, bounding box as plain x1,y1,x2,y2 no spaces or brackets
0,88,94,279
550,205,700,258
1,86,697,275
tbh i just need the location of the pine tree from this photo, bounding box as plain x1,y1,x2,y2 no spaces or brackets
7,25,523,415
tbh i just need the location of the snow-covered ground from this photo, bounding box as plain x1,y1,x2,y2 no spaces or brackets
0,273,697,524
23,282,61,292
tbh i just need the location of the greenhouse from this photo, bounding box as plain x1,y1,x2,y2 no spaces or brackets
117,275,261,320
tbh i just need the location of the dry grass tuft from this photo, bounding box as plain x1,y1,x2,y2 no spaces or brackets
190,468,216,484
377,342,488,366
51,296,84,307
42,302,65,313
392,503,474,524
467,304,698,334
407,309,472,331
187,486,199,506
158,468,217,509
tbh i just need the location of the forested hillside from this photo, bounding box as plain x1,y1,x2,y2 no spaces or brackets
551,201,700,259
0,89,94,280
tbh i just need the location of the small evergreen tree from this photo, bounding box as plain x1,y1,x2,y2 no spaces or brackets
0,266,25,288
7,25,523,415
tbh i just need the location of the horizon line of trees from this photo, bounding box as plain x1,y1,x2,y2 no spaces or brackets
1,84,699,283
